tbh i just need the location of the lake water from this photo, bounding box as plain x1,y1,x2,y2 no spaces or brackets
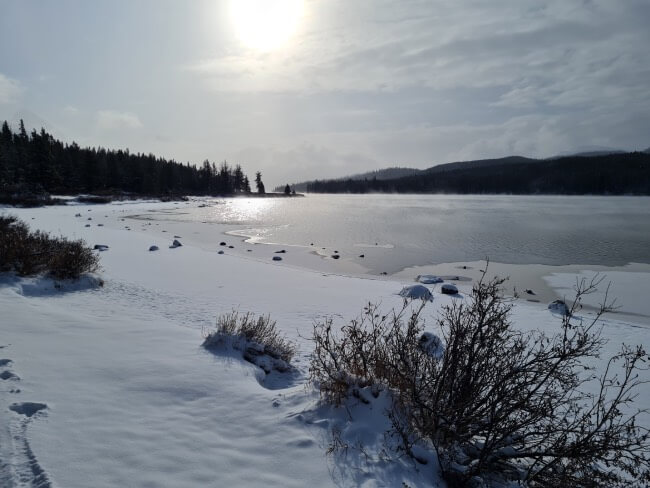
149,194,650,275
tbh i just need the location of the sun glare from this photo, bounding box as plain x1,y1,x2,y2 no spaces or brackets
230,0,304,51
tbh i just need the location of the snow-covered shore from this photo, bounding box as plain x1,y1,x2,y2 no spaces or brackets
1,201,649,487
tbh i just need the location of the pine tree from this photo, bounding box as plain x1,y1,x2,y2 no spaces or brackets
255,171,265,194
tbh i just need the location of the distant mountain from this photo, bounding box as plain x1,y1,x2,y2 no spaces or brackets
285,157,538,191
275,166,422,192
423,156,538,174
346,167,423,181
302,152,650,195
549,146,626,159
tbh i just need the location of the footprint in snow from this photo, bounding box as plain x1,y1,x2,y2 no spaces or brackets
0,370,19,380
9,402,48,418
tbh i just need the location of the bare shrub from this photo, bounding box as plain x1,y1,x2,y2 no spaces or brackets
0,215,99,279
203,311,296,365
310,274,650,487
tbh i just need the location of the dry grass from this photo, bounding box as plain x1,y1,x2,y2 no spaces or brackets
203,311,296,363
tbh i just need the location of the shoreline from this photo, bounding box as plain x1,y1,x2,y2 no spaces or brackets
5,197,648,324
109,199,650,325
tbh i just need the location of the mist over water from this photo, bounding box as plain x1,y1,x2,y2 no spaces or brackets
150,194,650,274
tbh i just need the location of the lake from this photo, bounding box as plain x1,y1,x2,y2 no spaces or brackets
147,194,650,275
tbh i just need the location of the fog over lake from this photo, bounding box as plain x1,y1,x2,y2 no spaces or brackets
145,194,650,274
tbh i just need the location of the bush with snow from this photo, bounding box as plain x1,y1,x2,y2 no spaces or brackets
0,215,99,279
310,274,650,487
203,311,296,374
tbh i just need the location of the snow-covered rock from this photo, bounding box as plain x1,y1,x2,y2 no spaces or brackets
93,244,109,251
272,256,283,261
148,245,159,252
440,283,458,295
417,274,443,284
548,299,570,316
419,332,444,359
169,239,182,248
398,284,433,301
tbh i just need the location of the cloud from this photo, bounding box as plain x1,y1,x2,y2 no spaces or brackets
96,110,143,130
0,73,23,104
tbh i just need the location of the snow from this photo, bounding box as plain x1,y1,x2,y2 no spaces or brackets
544,269,650,320
1,200,649,487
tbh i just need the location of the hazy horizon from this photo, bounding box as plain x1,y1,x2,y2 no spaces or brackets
1,0,649,187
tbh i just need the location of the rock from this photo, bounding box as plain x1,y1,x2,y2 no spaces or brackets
275,250,286,254
331,254,340,259
272,256,282,261
97,223,103,227
174,235,182,239
419,332,444,359
169,239,182,249
87,217,92,220
149,245,159,252
525,289,536,295
218,250,224,254
380,272,388,275
93,244,109,251
75,213,81,217
359,254,365,258
440,283,459,295
220,242,227,246
548,300,570,316
417,274,443,284
85,224,91,227
399,284,433,301
247,249,252,252
228,245,234,249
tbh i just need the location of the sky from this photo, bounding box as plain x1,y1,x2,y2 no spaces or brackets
1,0,649,188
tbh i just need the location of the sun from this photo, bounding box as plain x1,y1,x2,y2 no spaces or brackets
230,0,304,51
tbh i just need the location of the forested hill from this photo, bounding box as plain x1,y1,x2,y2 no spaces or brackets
305,152,650,195
276,166,422,192
0,120,257,197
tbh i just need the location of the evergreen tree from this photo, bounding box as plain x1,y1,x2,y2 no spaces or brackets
0,120,257,198
255,171,265,194
284,184,291,195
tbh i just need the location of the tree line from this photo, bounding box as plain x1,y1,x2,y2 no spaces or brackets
0,120,266,197
305,152,650,195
